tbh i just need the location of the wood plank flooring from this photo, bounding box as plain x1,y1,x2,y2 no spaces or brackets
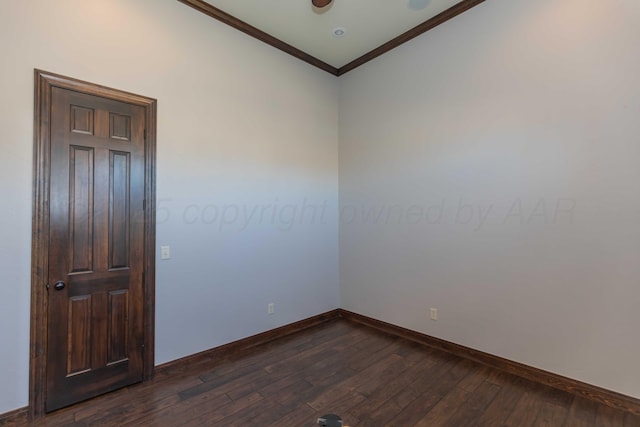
4,319,640,426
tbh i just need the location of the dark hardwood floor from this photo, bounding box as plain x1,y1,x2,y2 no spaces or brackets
5,319,640,426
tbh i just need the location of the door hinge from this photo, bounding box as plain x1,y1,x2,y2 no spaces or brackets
144,129,147,140
143,199,146,210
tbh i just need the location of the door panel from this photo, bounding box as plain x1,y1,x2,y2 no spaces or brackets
108,290,129,364
66,295,91,376
69,146,94,273
45,87,146,412
109,150,131,269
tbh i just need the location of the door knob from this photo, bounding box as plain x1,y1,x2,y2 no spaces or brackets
54,281,66,291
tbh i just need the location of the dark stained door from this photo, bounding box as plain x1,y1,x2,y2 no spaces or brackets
46,87,146,412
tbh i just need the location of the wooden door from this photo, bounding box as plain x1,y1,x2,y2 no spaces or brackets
44,86,146,412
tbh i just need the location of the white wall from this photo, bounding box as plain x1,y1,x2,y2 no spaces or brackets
0,0,339,414
339,0,640,398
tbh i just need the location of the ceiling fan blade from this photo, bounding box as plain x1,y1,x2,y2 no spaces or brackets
312,0,333,8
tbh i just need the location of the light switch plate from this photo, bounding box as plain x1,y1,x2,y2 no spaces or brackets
160,245,170,260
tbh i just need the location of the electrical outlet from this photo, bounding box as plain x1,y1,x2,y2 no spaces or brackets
268,303,275,315
430,307,438,321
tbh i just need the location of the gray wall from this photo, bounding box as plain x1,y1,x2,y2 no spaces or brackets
0,0,339,414
339,0,640,398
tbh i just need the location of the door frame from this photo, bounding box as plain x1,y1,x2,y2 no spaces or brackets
30,70,157,419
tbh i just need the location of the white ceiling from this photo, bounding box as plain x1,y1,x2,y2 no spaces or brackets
199,0,466,69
